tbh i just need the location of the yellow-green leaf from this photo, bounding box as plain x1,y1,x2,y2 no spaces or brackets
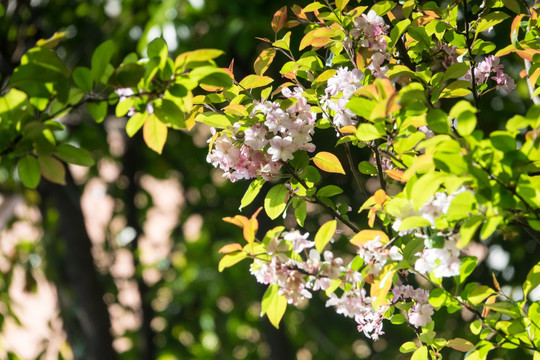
350,230,389,246
261,284,287,328
254,48,276,76
315,219,337,253
143,114,168,154
312,152,345,174
239,74,274,90
38,155,66,185
218,252,248,272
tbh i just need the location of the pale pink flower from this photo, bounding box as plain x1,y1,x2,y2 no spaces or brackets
408,303,434,327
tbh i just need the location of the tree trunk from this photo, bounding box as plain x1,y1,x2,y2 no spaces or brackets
39,170,117,360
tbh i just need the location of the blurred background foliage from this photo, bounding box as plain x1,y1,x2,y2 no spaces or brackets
0,0,537,359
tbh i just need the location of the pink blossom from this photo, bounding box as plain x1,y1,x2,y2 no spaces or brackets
408,303,434,327
283,230,314,253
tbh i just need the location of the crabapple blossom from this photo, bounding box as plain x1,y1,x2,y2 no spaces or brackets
466,55,516,93
414,235,461,278
408,303,435,328
283,230,314,253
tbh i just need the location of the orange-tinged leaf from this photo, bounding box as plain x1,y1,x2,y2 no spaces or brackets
446,338,475,352
219,243,243,254
38,155,66,185
340,125,356,134
313,152,345,174
143,115,168,154
374,189,386,206
482,295,497,318
223,215,250,228
510,14,525,43
223,104,248,117
271,6,288,33
239,75,274,90
371,264,397,308
386,169,406,182
350,230,389,246
299,27,339,50
291,4,307,20
254,48,277,76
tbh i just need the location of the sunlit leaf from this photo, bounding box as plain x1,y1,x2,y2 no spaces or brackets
312,152,345,174
143,114,168,154
315,219,337,253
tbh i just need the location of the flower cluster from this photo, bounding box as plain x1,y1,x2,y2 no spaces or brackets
206,87,316,181
392,285,434,328
350,10,390,78
323,67,364,128
326,288,387,340
466,55,516,93
414,234,461,278
357,238,402,276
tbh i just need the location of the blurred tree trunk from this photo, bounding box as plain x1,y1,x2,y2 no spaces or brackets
123,135,156,360
39,170,117,360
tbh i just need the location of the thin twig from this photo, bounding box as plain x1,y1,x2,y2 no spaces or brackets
462,0,480,109
281,161,360,233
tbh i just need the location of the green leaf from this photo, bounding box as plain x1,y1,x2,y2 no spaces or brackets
458,215,482,247
147,38,168,68
389,19,411,49
458,256,478,284
371,0,396,16
502,0,521,13
18,155,41,189
399,341,418,353
411,172,444,210
54,144,95,166
358,161,378,175
356,123,384,141
91,40,114,83
347,97,375,119
391,313,405,324
426,108,450,134
456,110,477,136
293,198,307,227
85,102,107,123
264,184,289,220
126,112,146,137
154,99,185,129
317,185,343,198
218,252,247,272
175,49,224,70
315,220,337,253
38,155,66,185
399,216,431,231
476,12,510,33
108,63,145,88
443,62,470,81
239,74,273,90
440,80,471,99
484,302,520,318
429,288,452,308
470,320,482,335
240,178,265,210
468,285,496,305
143,114,168,154
524,262,540,299
411,346,427,360
194,112,232,129
72,66,93,92
480,216,503,240
446,191,476,221
261,284,287,329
